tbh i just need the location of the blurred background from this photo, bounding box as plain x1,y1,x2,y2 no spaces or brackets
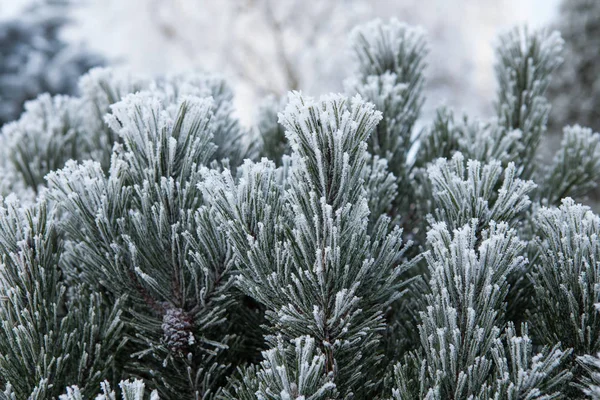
0,0,596,133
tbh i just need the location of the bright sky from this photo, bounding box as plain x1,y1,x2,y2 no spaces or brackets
0,0,564,123
530,0,561,27
0,0,31,20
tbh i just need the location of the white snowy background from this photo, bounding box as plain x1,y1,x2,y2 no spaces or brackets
0,0,560,124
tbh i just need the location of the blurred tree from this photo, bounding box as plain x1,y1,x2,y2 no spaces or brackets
69,0,518,123
548,0,600,133
0,1,103,126
544,0,600,210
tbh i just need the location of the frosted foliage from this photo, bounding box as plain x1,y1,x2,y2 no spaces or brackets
529,198,600,355
151,72,250,165
424,221,527,320
345,18,427,198
256,95,289,165
414,107,462,167
580,352,600,399
0,197,124,399
488,323,572,399
415,25,565,189
203,93,413,398
278,92,382,208
494,27,564,178
79,67,150,122
0,94,82,195
0,67,245,202
427,152,536,231
46,89,238,397
105,91,215,183
361,155,397,220
84,69,249,167
349,18,427,79
3,14,600,399
61,380,159,400
540,125,600,205
78,67,245,174
224,336,337,400
416,108,522,169
393,222,571,399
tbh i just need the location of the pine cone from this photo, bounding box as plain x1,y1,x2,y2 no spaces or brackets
161,306,195,354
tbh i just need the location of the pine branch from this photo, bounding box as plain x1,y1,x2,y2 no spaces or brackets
256,95,289,166
426,152,536,233
223,336,337,400
346,18,428,212
47,92,242,397
494,27,564,179
529,199,600,356
0,197,125,398
0,94,82,195
539,125,600,205
579,350,600,399
392,221,571,399
61,379,159,400
204,92,415,398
